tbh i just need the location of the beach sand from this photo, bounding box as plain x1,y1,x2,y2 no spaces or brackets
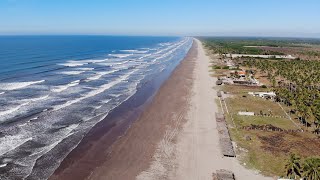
50,39,272,180
137,39,272,180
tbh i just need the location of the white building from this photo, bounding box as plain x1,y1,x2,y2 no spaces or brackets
248,92,276,99
238,111,255,116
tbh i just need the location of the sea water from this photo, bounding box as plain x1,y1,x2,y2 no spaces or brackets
0,36,193,179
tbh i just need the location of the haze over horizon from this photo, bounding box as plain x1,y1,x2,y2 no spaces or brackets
1,0,320,38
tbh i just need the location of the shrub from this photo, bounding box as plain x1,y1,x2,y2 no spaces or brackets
213,65,221,69
222,66,230,69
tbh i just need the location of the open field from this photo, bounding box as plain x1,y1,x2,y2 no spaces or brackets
222,92,320,177
229,129,320,176
226,95,286,116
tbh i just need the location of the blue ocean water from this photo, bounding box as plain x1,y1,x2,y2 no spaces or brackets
0,36,193,179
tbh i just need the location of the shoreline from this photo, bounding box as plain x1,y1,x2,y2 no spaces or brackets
49,40,197,180
50,39,272,180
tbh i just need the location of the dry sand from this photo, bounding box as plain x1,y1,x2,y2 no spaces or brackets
137,39,272,180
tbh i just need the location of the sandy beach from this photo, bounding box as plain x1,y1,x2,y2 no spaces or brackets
136,39,272,180
50,39,272,180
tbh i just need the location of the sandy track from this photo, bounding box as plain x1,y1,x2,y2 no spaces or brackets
137,39,272,180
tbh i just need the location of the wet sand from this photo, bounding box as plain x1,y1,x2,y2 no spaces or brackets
49,40,197,180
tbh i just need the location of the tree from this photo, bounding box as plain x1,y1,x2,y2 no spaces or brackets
285,154,302,179
302,158,320,180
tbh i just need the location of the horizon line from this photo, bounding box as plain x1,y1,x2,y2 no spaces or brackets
0,34,320,39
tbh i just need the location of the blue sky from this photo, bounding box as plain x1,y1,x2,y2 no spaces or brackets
0,0,320,37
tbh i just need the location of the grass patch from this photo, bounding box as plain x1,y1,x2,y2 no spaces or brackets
231,129,288,176
222,86,320,177
221,85,269,94
233,115,298,130
226,95,286,117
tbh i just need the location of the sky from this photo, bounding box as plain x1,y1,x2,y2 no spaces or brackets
0,0,320,37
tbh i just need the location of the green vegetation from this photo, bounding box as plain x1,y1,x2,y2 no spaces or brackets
200,37,320,47
200,37,312,55
205,37,320,178
234,115,297,130
203,40,284,55
285,154,320,180
243,59,320,132
212,65,221,69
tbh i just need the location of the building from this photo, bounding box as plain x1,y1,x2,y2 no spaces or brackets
248,92,276,99
237,71,246,77
238,111,255,116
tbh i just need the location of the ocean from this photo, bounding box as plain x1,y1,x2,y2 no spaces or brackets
0,36,193,179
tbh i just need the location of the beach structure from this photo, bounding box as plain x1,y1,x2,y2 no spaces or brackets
238,111,255,116
237,71,246,77
232,80,251,85
248,91,276,99
216,80,223,85
215,113,235,157
212,169,235,180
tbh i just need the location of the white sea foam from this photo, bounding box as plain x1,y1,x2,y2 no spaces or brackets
59,71,85,75
77,67,95,71
29,117,39,121
78,59,107,63
54,70,137,111
0,163,7,168
96,60,129,67
151,39,188,63
85,70,118,82
29,124,79,158
51,80,80,93
59,67,95,75
0,95,47,118
108,54,132,58
0,92,5,95
0,135,33,156
59,59,107,67
59,61,88,67
138,53,152,60
120,50,138,53
26,95,49,102
0,102,29,117
120,50,148,54
0,80,45,91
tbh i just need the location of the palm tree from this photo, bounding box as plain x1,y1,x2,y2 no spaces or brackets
285,154,302,179
302,158,320,180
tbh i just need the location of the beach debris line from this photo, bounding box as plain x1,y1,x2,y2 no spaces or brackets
212,169,235,180
215,113,236,157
